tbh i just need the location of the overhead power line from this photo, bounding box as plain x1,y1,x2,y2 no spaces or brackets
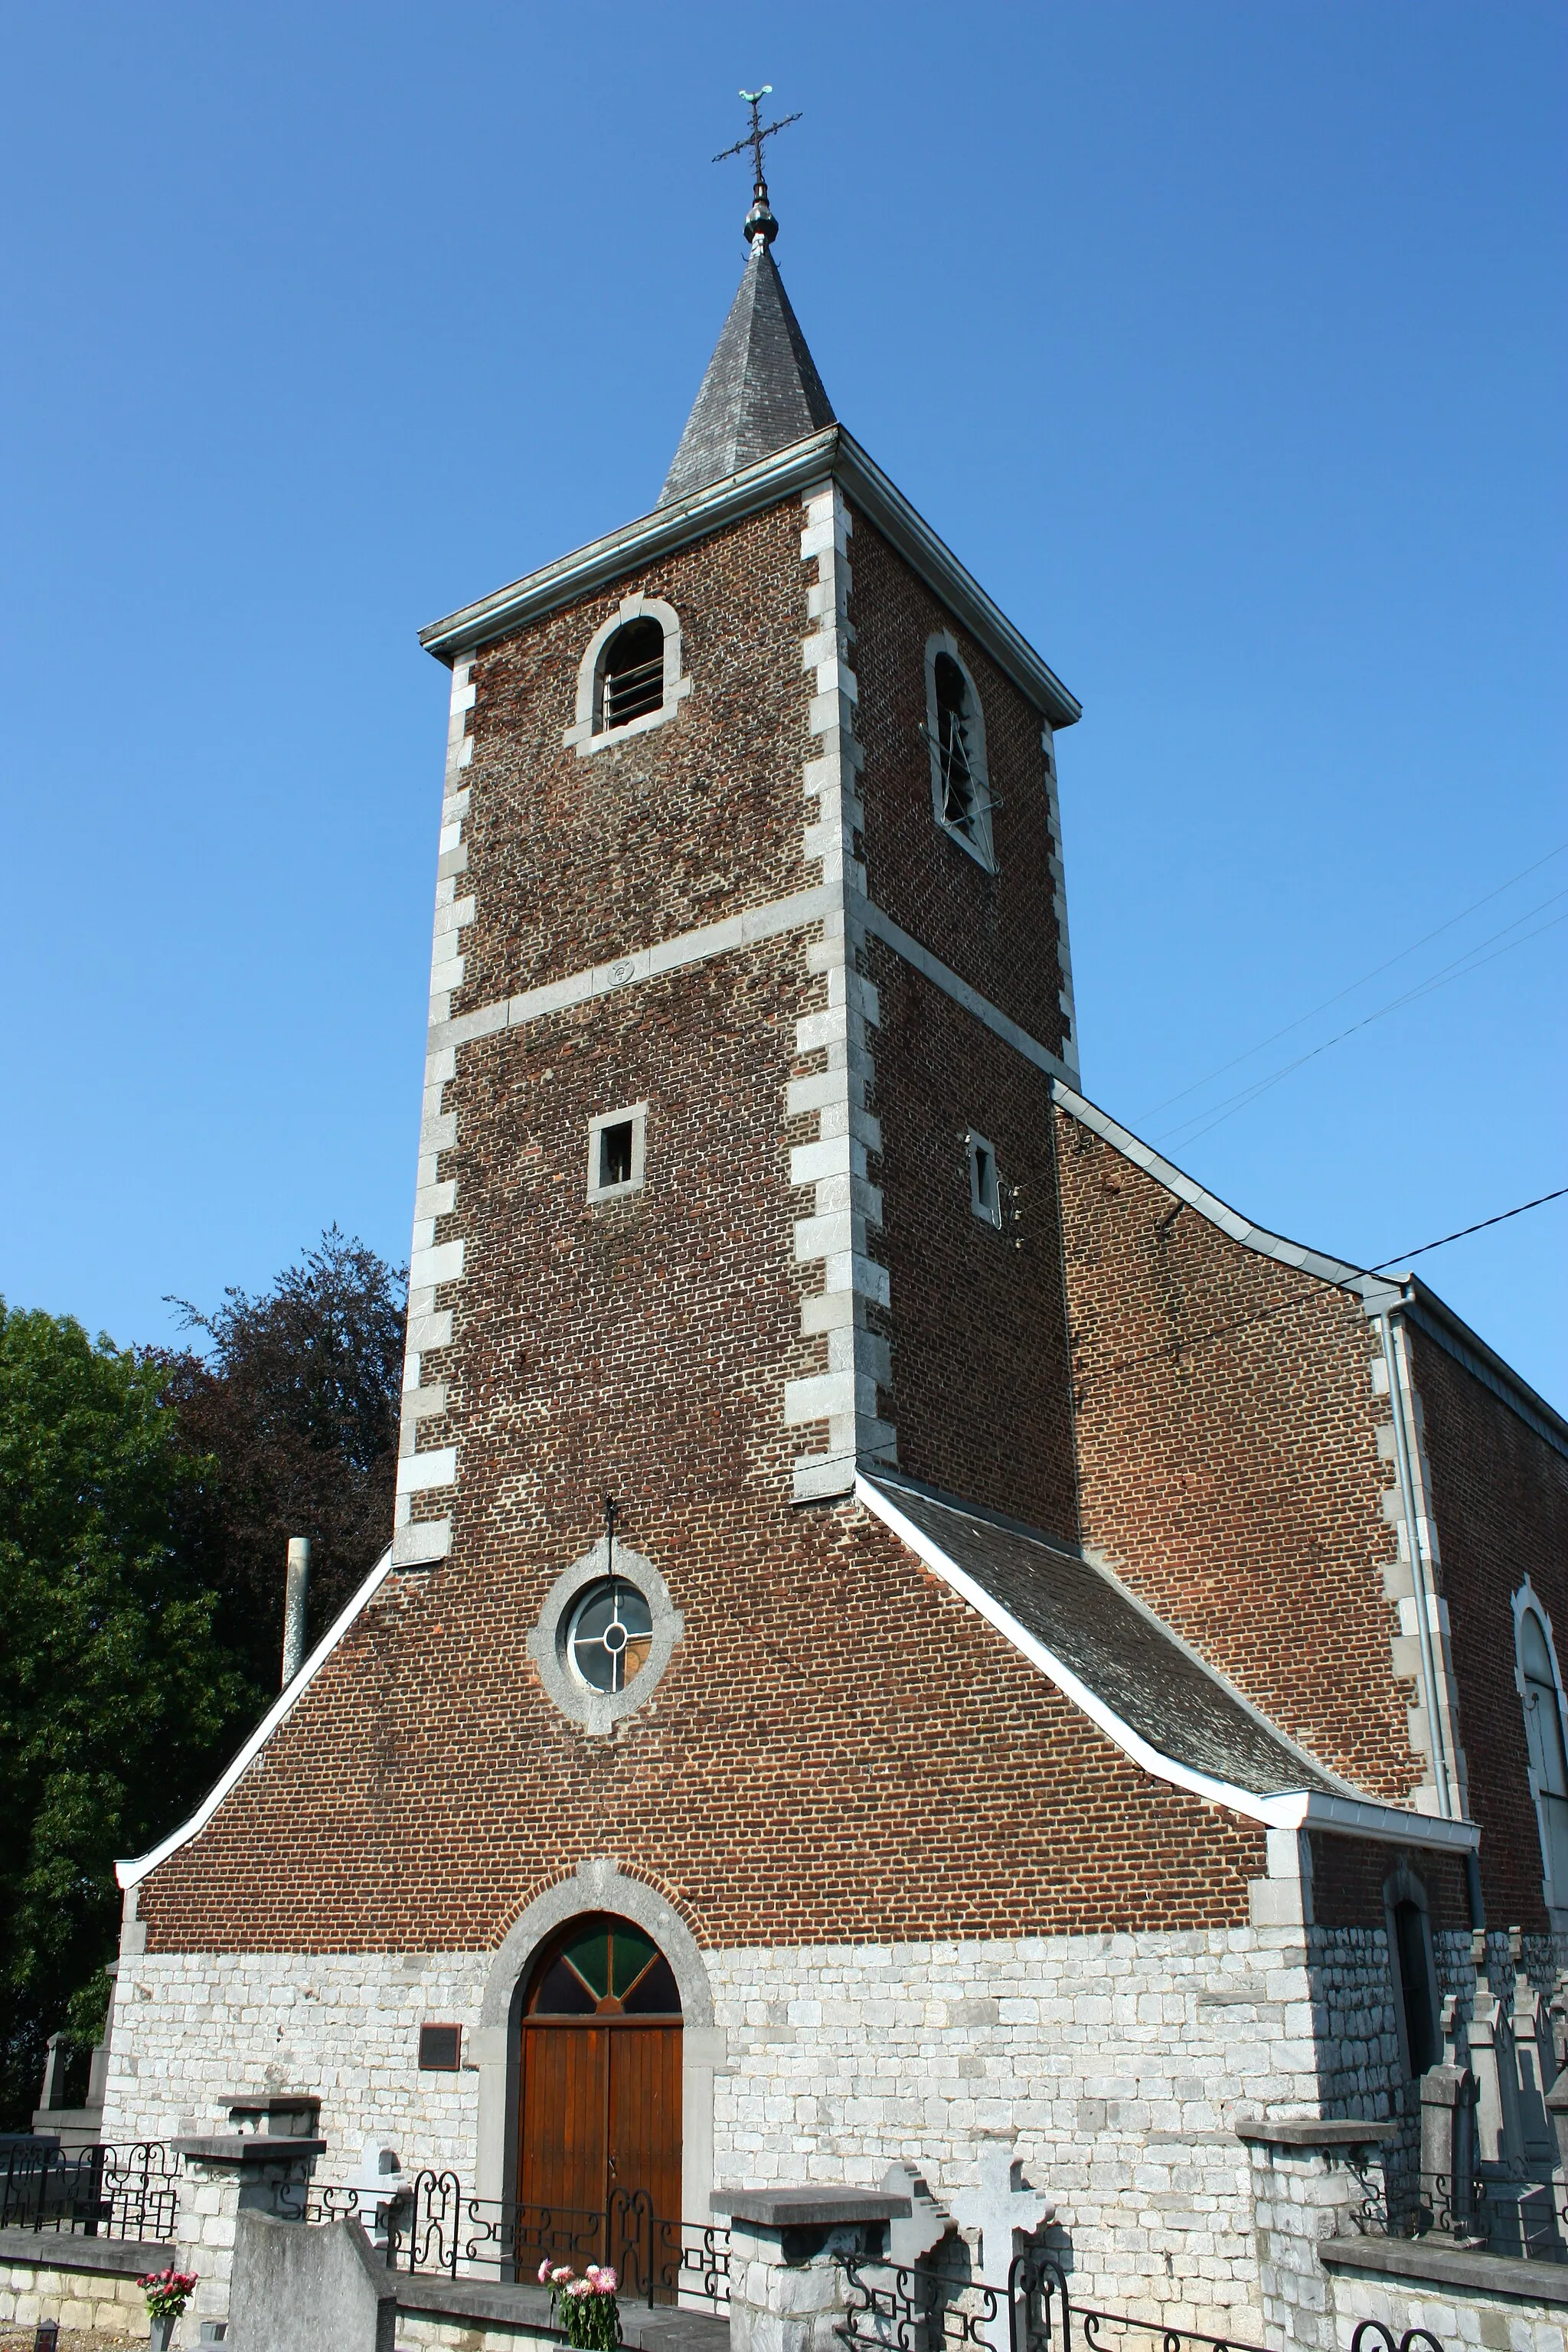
1098,1182,1568,1383
1140,838,1568,1125
1154,890,1568,1150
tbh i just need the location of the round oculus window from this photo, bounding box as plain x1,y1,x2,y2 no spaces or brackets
567,1578,653,1694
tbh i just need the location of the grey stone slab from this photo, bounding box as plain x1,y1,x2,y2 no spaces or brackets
714,2188,912,2226
1318,2229,1568,2305
174,2134,326,2164
0,2226,174,2273
1234,2118,1396,2146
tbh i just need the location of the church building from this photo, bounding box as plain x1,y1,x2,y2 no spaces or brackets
103,139,1568,2343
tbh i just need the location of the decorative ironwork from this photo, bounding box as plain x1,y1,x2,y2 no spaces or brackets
839,2252,1276,2352
377,2171,728,2307
1349,2326,1447,2352
0,2141,178,2243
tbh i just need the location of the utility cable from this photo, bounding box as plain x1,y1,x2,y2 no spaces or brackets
1140,838,1568,1122
1153,892,1568,1149
1098,1183,1568,1383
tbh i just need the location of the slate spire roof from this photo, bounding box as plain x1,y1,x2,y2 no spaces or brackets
658,234,835,507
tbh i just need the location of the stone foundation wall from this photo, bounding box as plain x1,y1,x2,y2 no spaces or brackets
0,2252,153,2337
105,1916,1419,2344
1329,2264,1568,2352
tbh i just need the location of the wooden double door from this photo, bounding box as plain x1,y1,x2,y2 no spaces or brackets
516,1915,683,2275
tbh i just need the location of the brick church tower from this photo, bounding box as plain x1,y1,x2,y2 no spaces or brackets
108,136,1568,2349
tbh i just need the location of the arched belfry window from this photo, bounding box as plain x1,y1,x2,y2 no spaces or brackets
600,619,665,730
565,596,691,756
924,634,994,870
1516,1592,1568,1907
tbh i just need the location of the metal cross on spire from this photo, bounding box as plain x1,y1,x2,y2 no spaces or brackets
713,86,802,246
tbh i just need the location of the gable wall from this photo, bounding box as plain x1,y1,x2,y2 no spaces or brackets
1054,1103,1418,1802
1409,1328,1568,1930
134,1502,1265,1954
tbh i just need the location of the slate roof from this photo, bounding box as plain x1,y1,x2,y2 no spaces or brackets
861,1473,1346,1800
659,241,835,507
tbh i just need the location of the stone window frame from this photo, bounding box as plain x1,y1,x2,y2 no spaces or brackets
525,1537,683,1736
924,631,995,872
564,594,692,757
967,1129,1002,1230
586,1101,648,1204
1512,1581,1568,1923
1382,1860,1441,2080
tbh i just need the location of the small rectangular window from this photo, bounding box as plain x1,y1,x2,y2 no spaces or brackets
418,2023,462,2071
968,1131,1002,1228
586,1102,648,1202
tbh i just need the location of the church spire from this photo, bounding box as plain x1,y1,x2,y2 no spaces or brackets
658,90,835,508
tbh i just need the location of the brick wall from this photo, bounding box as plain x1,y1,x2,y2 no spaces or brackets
1054,1100,1419,1800
850,512,1069,1059
1409,1327,1568,1930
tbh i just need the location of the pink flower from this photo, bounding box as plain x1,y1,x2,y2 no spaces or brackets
550,2265,574,2285
567,2278,592,2298
538,2259,553,2284
586,2265,601,2281
597,2269,618,2294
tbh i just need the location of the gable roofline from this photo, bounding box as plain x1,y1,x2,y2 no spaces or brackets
417,424,1082,730
856,1469,1478,1856
114,1545,396,1891
1053,1080,1568,1459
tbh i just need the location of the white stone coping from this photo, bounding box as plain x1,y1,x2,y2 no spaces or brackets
114,1547,395,1890
854,1471,1480,1855
416,426,1082,730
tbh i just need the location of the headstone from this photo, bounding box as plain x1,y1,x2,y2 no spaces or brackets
950,2138,1054,2282
881,2163,952,2271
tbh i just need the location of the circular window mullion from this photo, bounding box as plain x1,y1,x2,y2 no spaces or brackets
526,1541,684,1733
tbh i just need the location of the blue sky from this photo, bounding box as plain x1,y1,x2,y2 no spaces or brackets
2,1,1563,1404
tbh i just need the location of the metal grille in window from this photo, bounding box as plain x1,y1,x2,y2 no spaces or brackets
934,652,978,833
418,2024,462,2071
602,619,665,729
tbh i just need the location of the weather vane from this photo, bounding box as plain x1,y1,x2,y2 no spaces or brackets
714,86,802,245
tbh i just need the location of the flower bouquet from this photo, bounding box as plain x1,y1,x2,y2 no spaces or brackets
138,2265,198,2351
537,2258,621,2349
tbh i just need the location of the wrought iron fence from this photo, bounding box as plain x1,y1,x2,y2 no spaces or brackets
312,2169,730,2308
0,2141,178,2243
838,2251,1274,2352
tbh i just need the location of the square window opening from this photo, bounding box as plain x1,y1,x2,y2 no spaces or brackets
968,1132,1002,1229
418,2023,462,2072
586,1103,648,1203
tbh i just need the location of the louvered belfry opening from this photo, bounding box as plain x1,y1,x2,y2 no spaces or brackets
600,618,665,730
934,652,978,831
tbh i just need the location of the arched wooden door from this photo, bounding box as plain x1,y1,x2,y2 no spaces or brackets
517,1915,683,2280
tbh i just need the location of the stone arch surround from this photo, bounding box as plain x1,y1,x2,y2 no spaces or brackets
471,1857,726,2219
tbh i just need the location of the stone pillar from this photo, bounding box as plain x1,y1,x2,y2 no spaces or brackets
173,2133,325,2335
717,2187,911,2352
1418,2065,1479,2236
1237,2118,1396,2352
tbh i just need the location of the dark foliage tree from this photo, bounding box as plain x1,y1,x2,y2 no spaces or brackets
165,1228,407,1692
0,1305,251,2129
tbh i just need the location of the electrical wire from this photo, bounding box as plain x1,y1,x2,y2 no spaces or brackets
1140,838,1568,1122
1152,891,1568,1149
1098,1183,1568,1383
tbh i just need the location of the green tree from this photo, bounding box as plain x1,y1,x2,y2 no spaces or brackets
0,1305,251,2129
165,1229,406,1692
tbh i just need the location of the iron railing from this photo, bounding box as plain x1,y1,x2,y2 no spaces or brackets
0,2141,178,2243
299,2169,730,2307
838,2251,1274,2352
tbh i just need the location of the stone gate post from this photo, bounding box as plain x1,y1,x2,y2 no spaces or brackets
717,2187,911,2352
172,2132,325,2335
